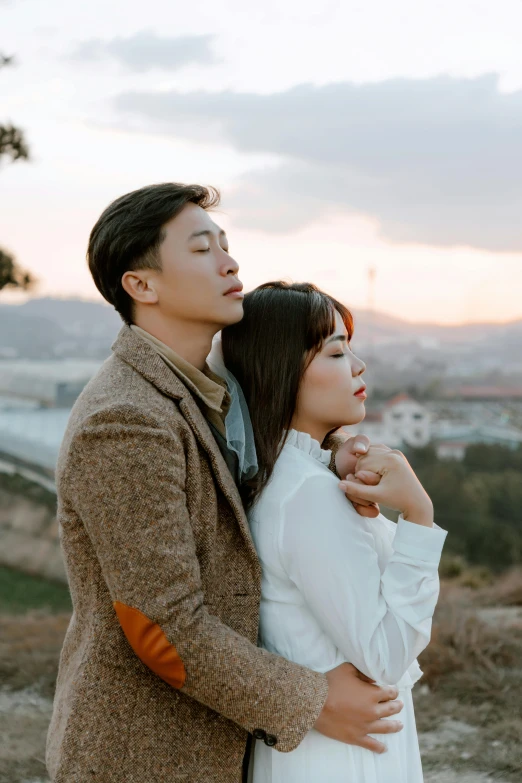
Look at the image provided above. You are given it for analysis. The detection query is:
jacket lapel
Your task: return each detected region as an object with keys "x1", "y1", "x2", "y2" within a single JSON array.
[
  {"x1": 178, "y1": 395, "x2": 261, "y2": 569},
  {"x1": 112, "y1": 327, "x2": 260, "y2": 567}
]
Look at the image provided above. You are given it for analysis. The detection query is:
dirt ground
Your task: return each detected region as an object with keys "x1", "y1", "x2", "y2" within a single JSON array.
[{"x1": 1, "y1": 591, "x2": 520, "y2": 783}]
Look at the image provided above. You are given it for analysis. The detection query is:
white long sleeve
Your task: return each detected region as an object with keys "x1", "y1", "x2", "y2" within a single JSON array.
[{"x1": 279, "y1": 474, "x2": 447, "y2": 685}]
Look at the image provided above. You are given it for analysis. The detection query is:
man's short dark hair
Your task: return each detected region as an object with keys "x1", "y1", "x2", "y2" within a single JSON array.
[{"x1": 87, "y1": 182, "x2": 220, "y2": 324}]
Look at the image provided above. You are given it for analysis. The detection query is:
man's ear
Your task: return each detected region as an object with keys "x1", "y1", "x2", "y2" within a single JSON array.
[{"x1": 122, "y1": 270, "x2": 159, "y2": 305}]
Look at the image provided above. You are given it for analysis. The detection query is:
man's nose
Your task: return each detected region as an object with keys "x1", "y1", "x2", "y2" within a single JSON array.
[{"x1": 221, "y1": 252, "x2": 240, "y2": 276}]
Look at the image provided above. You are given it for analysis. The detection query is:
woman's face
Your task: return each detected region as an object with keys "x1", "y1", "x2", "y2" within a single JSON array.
[{"x1": 291, "y1": 310, "x2": 367, "y2": 441}]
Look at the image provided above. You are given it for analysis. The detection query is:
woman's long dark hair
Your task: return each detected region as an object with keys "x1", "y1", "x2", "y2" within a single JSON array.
[{"x1": 222, "y1": 281, "x2": 354, "y2": 508}]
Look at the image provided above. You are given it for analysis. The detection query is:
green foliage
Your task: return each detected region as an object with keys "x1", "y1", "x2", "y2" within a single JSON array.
[
  {"x1": 439, "y1": 553, "x2": 466, "y2": 579},
  {"x1": 464, "y1": 443, "x2": 522, "y2": 472},
  {"x1": 1, "y1": 51, "x2": 33, "y2": 292},
  {"x1": 409, "y1": 444, "x2": 522, "y2": 571},
  {"x1": 0, "y1": 247, "x2": 35, "y2": 291},
  {"x1": 0, "y1": 122, "x2": 29, "y2": 165},
  {"x1": 0, "y1": 54, "x2": 30, "y2": 166},
  {"x1": 0, "y1": 471, "x2": 56, "y2": 511},
  {"x1": 0, "y1": 566, "x2": 71, "y2": 614}
]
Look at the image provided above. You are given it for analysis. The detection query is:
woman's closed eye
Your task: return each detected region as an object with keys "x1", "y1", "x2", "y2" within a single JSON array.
[{"x1": 331, "y1": 344, "x2": 353, "y2": 358}]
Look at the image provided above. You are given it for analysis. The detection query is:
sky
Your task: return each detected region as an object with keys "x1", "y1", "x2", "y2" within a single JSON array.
[{"x1": 1, "y1": 0, "x2": 522, "y2": 324}]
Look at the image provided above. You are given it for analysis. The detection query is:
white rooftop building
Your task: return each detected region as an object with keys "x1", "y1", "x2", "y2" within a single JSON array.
[{"x1": 346, "y1": 394, "x2": 432, "y2": 449}]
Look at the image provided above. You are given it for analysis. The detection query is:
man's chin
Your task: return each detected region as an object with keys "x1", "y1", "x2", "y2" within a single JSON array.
[{"x1": 219, "y1": 300, "x2": 244, "y2": 327}]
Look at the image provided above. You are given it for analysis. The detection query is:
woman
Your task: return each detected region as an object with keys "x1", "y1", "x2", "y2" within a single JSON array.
[{"x1": 221, "y1": 282, "x2": 447, "y2": 783}]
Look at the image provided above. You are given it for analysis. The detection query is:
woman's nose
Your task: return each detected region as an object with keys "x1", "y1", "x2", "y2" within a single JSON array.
[{"x1": 352, "y1": 355, "x2": 366, "y2": 376}]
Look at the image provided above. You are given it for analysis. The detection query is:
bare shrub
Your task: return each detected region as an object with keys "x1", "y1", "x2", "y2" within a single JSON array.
[
  {"x1": 478, "y1": 567, "x2": 522, "y2": 607},
  {"x1": 419, "y1": 591, "x2": 522, "y2": 691}
]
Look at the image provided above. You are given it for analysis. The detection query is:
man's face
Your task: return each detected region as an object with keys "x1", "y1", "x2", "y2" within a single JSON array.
[{"x1": 149, "y1": 202, "x2": 244, "y2": 328}]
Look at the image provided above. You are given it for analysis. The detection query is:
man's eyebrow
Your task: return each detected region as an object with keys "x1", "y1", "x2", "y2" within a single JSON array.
[
  {"x1": 188, "y1": 229, "x2": 227, "y2": 240},
  {"x1": 325, "y1": 334, "x2": 348, "y2": 344}
]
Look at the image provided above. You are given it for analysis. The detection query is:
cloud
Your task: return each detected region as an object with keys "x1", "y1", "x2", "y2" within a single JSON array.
[
  {"x1": 112, "y1": 74, "x2": 522, "y2": 251},
  {"x1": 70, "y1": 30, "x2": 218, "y2": 72}
]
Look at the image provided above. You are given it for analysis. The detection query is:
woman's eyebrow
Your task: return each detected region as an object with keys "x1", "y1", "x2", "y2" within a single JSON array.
[{"x1": 325, "y1": 334, "x2": 348, "y2": 345}]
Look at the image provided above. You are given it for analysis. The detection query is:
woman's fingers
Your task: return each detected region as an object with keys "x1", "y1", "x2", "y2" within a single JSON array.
[
  {"x1": 356, "y1": 449, "x2": 405, "y2": 475},
  {"x1": 341, "y1": 473, "x2": 381, "y2": 516},
  {"x1": 342, "y1": 474, "x2": 381, "y2": 516},
  {"x1": 352, "y1": 470, "x2": 380, "y2": 486},
  {"x1": 339, "y1": 479, "x2": 380, "y2": 503},
  {"x1": 346, "y1": 435, "x2": 371, "y2": 454},
  {"x1": 342, "y1": 475, "x2": 375, "y2": 506}
]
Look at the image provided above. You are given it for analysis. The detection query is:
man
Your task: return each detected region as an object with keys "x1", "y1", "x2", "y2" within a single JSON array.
[{"x1": 46, "y1": 183, "x2": 403, "y2": 782}]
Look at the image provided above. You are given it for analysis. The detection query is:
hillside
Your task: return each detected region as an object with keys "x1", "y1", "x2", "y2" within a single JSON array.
[{"x1": 1, "y1": 296, "x2": 521, "y2": 364}]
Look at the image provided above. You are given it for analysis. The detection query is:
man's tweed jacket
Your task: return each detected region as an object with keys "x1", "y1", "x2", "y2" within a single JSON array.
[{"x1": 46, "y1": 326, "x2": 330, "y2": 782}]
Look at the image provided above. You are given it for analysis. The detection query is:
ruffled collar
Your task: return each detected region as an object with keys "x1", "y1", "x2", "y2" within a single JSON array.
[{"x1": 283, "y1": 429, "x2": 332, "y2": 466}]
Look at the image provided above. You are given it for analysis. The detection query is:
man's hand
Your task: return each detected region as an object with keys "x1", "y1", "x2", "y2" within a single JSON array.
[
  {"x1": 314, "y1": 663, "x2": 403, "y2": 753},
  {"x1": 335, "y1": 436, "x2": 381, "y2": 518}
]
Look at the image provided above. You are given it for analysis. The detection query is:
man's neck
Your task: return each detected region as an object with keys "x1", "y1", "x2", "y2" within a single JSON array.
[{"x1": 132, "y1": 313, "x2": 217, "y2": 371}]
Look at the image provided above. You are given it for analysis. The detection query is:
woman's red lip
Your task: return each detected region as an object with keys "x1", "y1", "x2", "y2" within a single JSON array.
[{"x1": 354, "y1": 388, "x2": 367, "y2": 398}]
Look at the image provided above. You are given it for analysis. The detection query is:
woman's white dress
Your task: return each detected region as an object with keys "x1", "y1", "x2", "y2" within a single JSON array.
[{"x1": 248, "y1": 430, "x2": 447, "y2": 783}]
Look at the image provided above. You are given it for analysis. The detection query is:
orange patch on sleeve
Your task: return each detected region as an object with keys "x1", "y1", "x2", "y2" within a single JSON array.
[{"x1": 113, "y1": 601, "x2": 186, "y2": 689}]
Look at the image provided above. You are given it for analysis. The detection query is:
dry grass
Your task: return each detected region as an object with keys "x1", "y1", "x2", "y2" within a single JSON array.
[
  {"x1": 477, "y1": 567, "x2": 522, "y2": 608},
  {"x1": 0, "y1": 612, "x2": 70, "y2": 783},
  {"x1": 1, "y1": 573, "x2": 521, "y2": 782},
  {"x1": 415, "y1": 578, "x2": 522, "y2": 781},
  {"x1": 0, "y1": 611, "x2": 70, "y2": 697},
  {"x1": 419, "y1": 587, "x2": 522, "y2": 689}
]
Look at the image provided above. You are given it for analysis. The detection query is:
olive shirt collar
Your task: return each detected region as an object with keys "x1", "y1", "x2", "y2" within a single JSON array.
[{"x1": 130, "y1": 325, "x2": 231, "y2": 438}]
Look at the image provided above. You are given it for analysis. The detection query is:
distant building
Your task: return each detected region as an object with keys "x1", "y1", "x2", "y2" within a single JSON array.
[
  {"x1": 434, "y1": 423, "x2": 522, "y2": 461},
  {"x1": 346, "y1": 394, "x2": 432, "y2": 449},
  {"x1": 382, "y1": 394, "x2": 432, "y2": 448},
  {"x1": 348, "y1": 390, "x2": 522, "y2": 459},
  {"x1": 445, "y1": 386, "x2": 522, "y2": 401},
  {"x1": 0, "y1": 359, "x2": 102, "y2": 407}
]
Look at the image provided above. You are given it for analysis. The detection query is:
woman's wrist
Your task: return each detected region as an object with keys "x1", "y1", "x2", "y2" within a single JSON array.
[{"x1": 401, "y1": 500, "x2": 434, "y2": 528}]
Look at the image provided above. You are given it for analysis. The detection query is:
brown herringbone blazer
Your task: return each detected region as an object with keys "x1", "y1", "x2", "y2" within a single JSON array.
[{"x1": 46, "y1": 326, "x2": 329, "y2": 782}]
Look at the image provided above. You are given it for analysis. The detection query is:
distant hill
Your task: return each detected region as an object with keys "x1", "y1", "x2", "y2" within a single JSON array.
[
  {"x1": 0, "y1": 309, "x2": 66, "y2": 359},
  {"x1": 0, "y1": 298, "x2": 521, "y2": 382},
  {"x1": 352, "y1": 307, "x2": 522, "y2": 345},
  {"x1": 14, "y1": 297, "x2": 122, "y2": 334},
  {"x1": 0, "y1": 297, "x2": 121, "y2": 359}
]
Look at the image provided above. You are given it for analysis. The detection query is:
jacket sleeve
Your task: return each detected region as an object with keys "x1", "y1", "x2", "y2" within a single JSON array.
[
  {"x1": 323, "y1": 429, "x2": 349, "y2": 477},
  {"x1": 64, "y1": 405, "x2": 328, "y2": 752},
  {"x1": 279, "y1": 474, "x2": 447, "y2": 685}
]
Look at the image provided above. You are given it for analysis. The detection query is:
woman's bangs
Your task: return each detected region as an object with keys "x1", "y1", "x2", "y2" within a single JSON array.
[
  {"x1": 334, "y1": 300, "x2": 354, "y2": 342},
  {"x1": 306, "y1": 295, "x2": 337, "y2": 354},
  {"x1": 306, "y1": 295, "x2": 354, "y2": 356}
]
